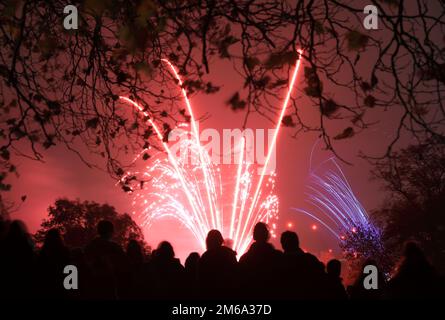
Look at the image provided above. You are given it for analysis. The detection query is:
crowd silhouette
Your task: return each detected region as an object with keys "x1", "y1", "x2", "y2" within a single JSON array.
[{"x1": 0, "y1": 217, "x2": 443, "y2": 300}]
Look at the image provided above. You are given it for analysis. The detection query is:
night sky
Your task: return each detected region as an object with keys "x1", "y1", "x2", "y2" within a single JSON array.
[{"x1": 8, "y1": 55, "x2": 405, "y2": 264}]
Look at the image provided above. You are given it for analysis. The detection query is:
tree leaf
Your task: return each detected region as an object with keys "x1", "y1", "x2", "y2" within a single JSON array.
[
  {"x1": 334, "y1": 127, "x2": 355, "y2": 140},
  {"x1": 218, "y1": 36, "x2": 239, "y2": 58},
  {"x1": 346, "y1": 30, "x2": 369, "y2": 51},
  {"x1": 364, "y1": 95, "x2": 376, "y2": 108},
  {"x1": 321, "y1": 99, "x2": 339, "y2": 117},
  {"x1": 304, "y1": 67, "x2": 323, "y2": 97},
  {"x1": 244, "y1": 56, "x2": 260, "y2": 71},
  {"x1": 265, "y1": 51, "x2": 297, "y2": 69},
  {"x1": 226, "y1": 92, "x2": 246, "y2": 111},
  {"x1": 86, "y1": 117, "x2": 99, "y2": 129},
  {"x1": 282, "y1": 115, "x2": 296, "y2": 127},
  {"x1": 0, "y1": 148, "x2": 10, "y2": 160}
]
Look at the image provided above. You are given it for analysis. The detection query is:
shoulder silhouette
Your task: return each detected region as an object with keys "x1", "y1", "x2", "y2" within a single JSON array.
[
  {"x1": 36, "y1": 228, "x2": 71, "y2": 299},
  {"x1": 387, "y1": 242, "x2": 443, "y2": 299},
  {"x1": 348, "y1": 259, "x2": 386, "y2": 300},
  {"x1": 84, "y1": 220, "x2": 126, "y2": 299},
  {"x1": 239, "y1": 223, "x2": 282, "y2": 299},
  {"x1": 325, "y1": 259, "x2": 348, "y2": 300},
  {"x1": 0, "y1": 220, "x2": 35, "y2": 299},
  {"x1": 0, "y1": 216, "x2": 443, "y2": 301},
  {"x1": 198, "y1": 230, "x2": 238, "y2": 299},
  {"x1": 148, "y1": 241, "x2": 185, "y2": 299},
  {"x1": 279, "y1": 231, "x2": 327, "y2": 299}
]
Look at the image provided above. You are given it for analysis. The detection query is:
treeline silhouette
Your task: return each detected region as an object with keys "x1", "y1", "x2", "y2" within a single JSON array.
[{"x1": 0, "y1": 218, "x2": 443, "y2": 300}]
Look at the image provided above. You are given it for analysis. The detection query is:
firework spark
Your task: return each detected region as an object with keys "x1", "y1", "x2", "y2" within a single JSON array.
[
  {"x1": 119, "y1": 51, "x2": 303, "y2": 254},
  {"x1": 292, "y1": 156, "x2": 381, "y2": 242}
]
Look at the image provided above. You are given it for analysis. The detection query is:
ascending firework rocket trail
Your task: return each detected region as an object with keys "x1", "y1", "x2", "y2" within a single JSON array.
[{"x1": 119, "y1": 50, "x2": 303, "y2": 255}]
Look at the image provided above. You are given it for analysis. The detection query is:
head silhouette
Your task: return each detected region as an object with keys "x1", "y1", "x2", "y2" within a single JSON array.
[
  {"x1": 156, "y1": 241, "x2": 175, "y2": 260},
  {"x1": 7, "y1": 220, "x2": 28, "y2": 240},
  {"x1": 403, "y1": 241, "x2": 425, "y2": 260},
  {"x1": 280, "y1": 231, "x2": 299, "y2": 252},
  {"x1": 253, "y1": 222, "x2": 269, "y2": 243},
  {"x1": 185, "y1": 252, "x2": 200, "y2": 270},
  {"x1": 206, "y1": 229, "x2": 224, "y2": 250},
  {"x1": 327, "y1": 259, "x2": 342, "y2": 277},
  {"x1": 5, "y1": 220, "x2": 33, "y2": 257},
  {"x1": 97, "y1": 220, "x2": 114, "y2": 240},
  {"x1": 127, "y1": 240, "x2": 143, "y2": 259}
]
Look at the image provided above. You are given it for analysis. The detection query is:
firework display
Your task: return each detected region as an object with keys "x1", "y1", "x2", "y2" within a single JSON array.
[
  {"x1": 293, "y1": 156, "x2": 382, "y2": 247},
  {"x1": 2, "y1": 1, "x2": 444, "y2": 306},
  {"x1": 119, "y1": 51, "x2": 303, "y2": 254}
]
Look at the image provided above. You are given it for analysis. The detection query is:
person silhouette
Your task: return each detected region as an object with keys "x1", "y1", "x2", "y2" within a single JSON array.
[
  {"x1": 279, "y1": 231, "x2": 327, "y2": 299},
  {"x1": 185, "y1": 251, "x2": 200, "y2": 298},
  {"x1": 36, "y1": 228, "x2": 71, "y2": 299},
  {"x1": 0, "y1": 220, "x2": 35, "y2": 299},
  {"x1": 126, "y1": 240, "x2": 144, "y2": 268},
  {"x1": 85, "y1": 220, "x2": 125, "y2": 259},
  {"x1": 239, "y1": 223, "x2": 282, "y2": 299},
  {"x1": 198, "y1": 230, "x2": 238, "y2": 299},
  {"x1": 387, "y1": 242, "x2": 443, "y2": 299},
  {"x1": 69, "y1": 247, "x2": 92, "y2": 299},
  {"x1": 185, "y1": 252, "x2": 200, "y2": 280},
  {"x1": 121, "y1": 239, "x2": 145, "y2": 299},
  {"x1": 348, "y1": 259, "x2": 386, "y2": 300},
  {"x1": 147, "y1": 241, "x2": 185, "y2": 299},
  {"x1": 85, "y1": 220, "x2": 126, "y2": 299},
  {"x1": 325, "y1": 259, "x2": 348, "y2": 300}
]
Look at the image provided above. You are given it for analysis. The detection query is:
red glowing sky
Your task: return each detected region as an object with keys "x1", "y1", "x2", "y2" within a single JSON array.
[{"x1": 7, "y1": 57, "x2": 406, "y2": 263}]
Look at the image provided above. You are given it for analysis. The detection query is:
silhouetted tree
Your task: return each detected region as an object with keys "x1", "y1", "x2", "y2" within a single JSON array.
[
  {"x1": 1, "y1": 0, "x2": 444, "y2": 183},
  {"x1": 373, "y1": 138, "x2": 445, "y2": 271},
  {"x1": 0, "y1": 160, "x2": 14, "y2": 192},
  {"x1": 0, "y1": 193, "x2": 27, "y2": 220},
  {"x1": 34, "y1": 198, "x2": 145, "y2": 249},
  {"x1": 339, "y1": 225, "x2": 392, "y2": 275},
  {"x1": 0, "y1": 195, "x2": 10, "y2": 220}
]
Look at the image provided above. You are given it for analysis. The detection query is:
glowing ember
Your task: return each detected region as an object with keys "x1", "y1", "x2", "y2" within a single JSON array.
[{"x1": 119, "y1": 51, "x2": 303, "y2": 255}]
